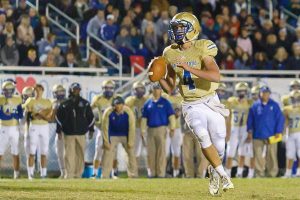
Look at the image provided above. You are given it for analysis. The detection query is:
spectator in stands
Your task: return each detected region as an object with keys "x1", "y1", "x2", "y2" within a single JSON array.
[
  {"x1": 143, "y1": 23, "x2": 158, "y2": 59},
  {"x1": 271, "y1": 47, "x2": 288, "y2": 70},
  {"x1": 253, "y1": 52, "x2": 271, "y2": 70},
  {"x1": 237, "y1": 27, "x2": 253, "y2": 56},
  {"x1": 42, "y1": 51, "x2": 57, "y2": 67},
  {"x1": 115, "y1": 27, "x2": 135, "y2": 53},
  {"x1": 0, "y1": 21, "x2": 15, "y2": 47},
  {"x1": 221, "y1": 6, "x2": 230, "y2": 22},
  {"x1": 295, "y1": 27, "x2": 300, "y2": 43},
  {"x1": 234, "y1": 52, "x2": 252, "y2": 70},
  {"x1": 202, "y1": 18, "x2": 219, "y2": 41},
  {"x1": 37, "y1": 33, "x2": 56, "y2": 56},
  {"x1": 56, "y1": 83, "x2": 94, "y2": 179},
  {"x1": 194, "y1": 0, "x2": 213, "y2": 20},
  {"x1": 101, "y1": 96, "x2": 138, "y2": 178},
  {"x1": 0, "y1": 13, "x2": 6, "y2": 34},
  {"x1": 60, "y1": 51, "x2": 78, "y2": 68},
  {"x1": 277, "y1": 29, "x2": 293, "y2": 55},
  {"x1": 220, "y1": 53, "x2": 235, "y2": 70},
  {"x1": 215, "y1": 36, "x2": 235, "y2": 65},
  {"x1": 152, "y1": 0, "x2": 169, "y2": 14},
  {"x1": 289, "y1": 0, "x2": 300, "y2": 18},
  {"x1": 104, "y1": 3, "x2": 114, "y2": 16},
  {"x1": 52, "y1": 46, "x2": 64, "y2": 66},
  {"x1": 168, "y1": 5, "x2": 178, "y2": 18},
  {"x1": 0, "y1": 37, "x2": 19, "y2": 66},
  {"x1": 230, "y1": 15, "x2": 240, "y2": 35},
  {"x1": 34, "y1": 16, "x2": 51, "y2": 42},
  {"x1": 141, "y1": 12, "x2": 154, "y2": 35},
  {"x1": 75, "y1": 0, "x2": 89, "y2": 21},
  {"x1": 287, "y1": 43, "x2": 300, "y2": 70},
  {"x1": 261, "y1": 20, "x2": 275, "y2": 38},
  {"x1": 117, "y1": 0, "x2": 132, "y2": 18},
  {"x1": 244, "y1": 15, "x2": 257, "y2": 35},
  {"x1": 17, "y1": 14, "x2": 35, "y2": 45},
  {"x1": 112, "y1": 8, "x2": 121, "y2": 24},
  {"x1": 247, "y1": 86, "x2": 284, "y2": 177},
  {"x1": 67, "y1": 39, "x2": 81, "y2": 61},
  {"x1": 233, "y1": 0, "x2": 247, "y2": 14},
  {"x1": 29, "y1": 8, "x2": 39, "y2": 29},
  {"x1": 90, "y1": 0, "x2": 109, "y2": 10},
  {"x1": 21, "y1": 48, "x2": 40, "y2": 66},
  {"x1": 130, "y1": 26, "x2": 142, "y2": 51},
  {"x1": 87, "y1": 9, "x2": 105, "y2": 36},
  {"x1": 13, "y1": 0, "x2": 28, "y2": 22},
  {"x1": 120, "y1": 16, "x2": 133, "y2": 32},
  {"x1": 83, "y1": 51, "x2": 102, "y2": 68},
  {"x1": 258, "y1": 8, "x2": 268, "y2": 27},
  {"x1": 265, "y1": 34, "x2": 278, "y2": 60},
  {"x1": 150, "y1": 5, "x2": 160, "y2": 22},
  {"x1": 141, "y1": 83, "x2": 175, "y2": 178},
  {"x1": 252, "y1": 31, "x2": 266, "y2": 54},
  {"x1": 99, "y1": 14, "x2": 118, "y2": 45}
]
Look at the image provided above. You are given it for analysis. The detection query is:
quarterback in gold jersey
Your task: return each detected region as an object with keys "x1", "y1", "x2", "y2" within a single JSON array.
[
  {"x1": 0, "y1": 81, "x2": 23, "y2": 179},
  {"x1": 91, "y1": 80, "x2": 116, "y2": 178},
  {"x1": 225, "y1": 82, "x2": 254, "y2": 178},
  {"x1": 163, "y1": 88, "x2": 183, "y2": 177},
  {"x1": 283, "y1": 90, "x2": 300, "y2": 178},
  {"x1": 159, "y1": 12, "x2": 233, "y2": 195},
  {"x1": 23, "y1": 84, "x2": 52, "y2": 179},
  {"x1": 125, "y1": 81, "x2": 148, "y2": 165}
]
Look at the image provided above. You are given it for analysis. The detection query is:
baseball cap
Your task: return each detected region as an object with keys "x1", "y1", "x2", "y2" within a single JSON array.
[
  {"x1": 112, "y1": 96, "x2": 124, "y2": 106},
  {"x1": 260, "y1": 85, "x2": 271, "y2": 93},
  {"x1": 70, "y1": 82, "x2": 81, "y2": 90},
  {"x1": 107, "y1": 14, "x2": 114, "y2": 20}
]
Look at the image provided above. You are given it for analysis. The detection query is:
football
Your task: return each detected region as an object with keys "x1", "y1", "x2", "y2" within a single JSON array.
[{"x1": 148, "y1": 56, "x2": 167, "y2": 82}]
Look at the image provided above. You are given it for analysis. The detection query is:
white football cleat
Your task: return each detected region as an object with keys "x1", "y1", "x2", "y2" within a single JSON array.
[
  {"x1": 208, "y1": 165, "x2": 221, "y2": 196},
  {"x1": 221, "y1": 175, "x2": 234, "y2": 192}
]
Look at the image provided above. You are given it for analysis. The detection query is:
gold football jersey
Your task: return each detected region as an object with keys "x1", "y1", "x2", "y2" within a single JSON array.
[
  {"x1": 227, "y1": 97, "x2": 252, "y2": 127},
  {"x1": 125, "y1": 95, "x2": 148, "y2": 128},
  {"x1": 284, "y1": 105, "x2": 300, "y2": 134},
  {"x1": 91, "y1": 94, "x2": 115, "y2": 128},
  {"x1": 23, "y1": 97, "x2": 52, "y2": 125},
  {"x1": 0, "y1": 95, "x2": 22, "y2": 126},
  {"x1": 163, "y1": 39, "x2": 218, "y2": 102},
  {"x1": 281, "y1": 94, "x2": 292, "y2": 106},
  {"x1": 162, "y1": 93, "x2": 183, "y2": 128}
]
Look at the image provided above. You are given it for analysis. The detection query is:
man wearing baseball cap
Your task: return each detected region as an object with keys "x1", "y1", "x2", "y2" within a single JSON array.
[
  {"x1": 101, "y1": 96, "x2": 137, "y2": 178},
  {"x1": 246, "y1": 85, "x2": 285, "y2": 177}
]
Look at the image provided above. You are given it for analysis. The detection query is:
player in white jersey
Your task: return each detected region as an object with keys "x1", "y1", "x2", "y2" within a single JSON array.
[
  {"x1": 0, "y1": 81, "x2": 23, "y2": 179},
  {"x1": 159, "y1": 12, "x2": 233, "y2": 195},
  {"x1": 50, "y1": 84, "x2": 66, "y2": 178},
  {"x1": 23, "y1": 84, "x2": 52, "y2": 179}
]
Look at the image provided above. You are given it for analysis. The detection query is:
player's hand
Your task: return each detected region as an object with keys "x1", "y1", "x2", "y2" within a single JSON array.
[
  {"x1": 245, "y1": 133, "x2": 252, "y2": 143},
  {"x1": 127, "y1": 143, "x2": 133, "y2": 149},
  {"x1": 176, "y1": 56, "x2": 190, "y2": 71},
  {"x1": 169, "y1": 129, "x2": 175, "y2": 138},
  {"x1": 275, "y1": 133, "x2": 281, "y2": 139},
  {"x1": 104, "y1": 142, "x2": 111, "y2": 150}
]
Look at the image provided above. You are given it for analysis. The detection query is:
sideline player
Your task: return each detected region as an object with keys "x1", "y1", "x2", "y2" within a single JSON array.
[
  {"x1": 125, "y1": 81, "x2": 148, "y2": 172},
  {"x1": 282, "y1": 80, "x2": 300, "y2": 106},
  {"x1": 91, "y1": 80, "x2": 116, "y2": 178},
  {"x1": 225, "y1": 82, "x2": 254, "y2": 178},
  {"x1": 0, "y1": 81, "x2": 23, "y2": 179},
  {"x1": 283, "y1": 90, "x2": 300, "y2": 177},
  {"x1": 159, "y1": 12, "x2": 233, "y2": 195}
]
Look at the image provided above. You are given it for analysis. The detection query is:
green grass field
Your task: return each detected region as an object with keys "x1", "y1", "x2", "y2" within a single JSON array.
[{"x1": 0, "y1": 178, "x2": 300, "y2": 200}]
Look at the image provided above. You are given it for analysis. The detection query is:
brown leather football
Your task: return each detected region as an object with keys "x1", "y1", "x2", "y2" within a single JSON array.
[{"x1": 148, "y1": 56, "x2": 167, "y2": 82}]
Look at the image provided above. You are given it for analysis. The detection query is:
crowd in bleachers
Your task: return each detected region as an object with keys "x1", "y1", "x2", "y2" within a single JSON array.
[{"x1": 0, "y1": 0, "x2": 299, "y2": 73}]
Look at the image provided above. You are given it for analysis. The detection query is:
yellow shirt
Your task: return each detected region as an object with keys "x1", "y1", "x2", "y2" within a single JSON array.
[
  {"x1": 23, "y1": 97, "x2": 52, "y2": 125},
  {"x1": 91, "y1": 94, "x2": 115, "y2": 128},
  {"x1": 227, "y1": 97, "x2": 252, "y2": 127},
  {"x1": 163, "y1": 39, "x2": 218, "y2": 102},
  {"x1": 0, "y1": 95, "x2": 22, "y2": 126},
  {"x1": 281, "y1": 94, "x2": 292, "y2": 106},
  {"x1": 162, "y1": 93, "x2": 183, "y2": 128},
  {"x1": 125, "y1": 95, "x2": 148, "y2": 128},
  {"x1": 284, "y1": 105, "x2": 300, "y2": 134}
]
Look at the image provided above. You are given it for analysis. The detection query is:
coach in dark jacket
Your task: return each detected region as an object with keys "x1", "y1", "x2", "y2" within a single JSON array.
[{"x1": 56, "y1": 82, "x2": 94, "y2": 178}]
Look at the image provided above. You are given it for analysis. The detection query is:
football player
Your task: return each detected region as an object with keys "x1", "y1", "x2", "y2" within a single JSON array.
[
  {"x1": 91, "y1": 80, "x2": 116, "y2": 178},
  {"x1": 125, "y1": 81, "x2": 148, "y2": 172},
  {"x1": 0, "y1": 81, "x2": 23, "y2": 179},
  {"x1": 250, "y1": 85, "x2": 260, "y2": 102},
  {"x1": 282, "y1": 80, "x2": 300, "y2": 106},
  {"x1": 163, "y1": 87, "x2": 183, "y2": 177},
  {"x1": 51, "y1": 84, "x2": 66, "y2": 178},
  {"x1": 159, "y1": 12, "x2": 233, "y2": 195},
  {"x1": 23, "y1": 84, "x2": 52, "y2": 179},
  {"x1": 225, "y1": 82, "x2": 254, "y2": 178},
  {"x1": 283, "y1": 90, "x2": 300, "y2": 178}
]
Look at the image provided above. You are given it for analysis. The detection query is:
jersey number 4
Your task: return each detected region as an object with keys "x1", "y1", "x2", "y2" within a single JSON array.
[{"x1": 183, "y1": 70, "x2": 195, "y2": 90}]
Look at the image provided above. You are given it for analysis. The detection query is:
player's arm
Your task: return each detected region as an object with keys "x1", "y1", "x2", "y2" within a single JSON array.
[
  {"x1": 159, "y1": 64, "x2": 176, "y2": 94},
  {"x1": 177, "y1": 56, "x2": 220, "y2": 83},
  {"x1": 283, "y1": 108, "x2": 289, "y2": 136}
]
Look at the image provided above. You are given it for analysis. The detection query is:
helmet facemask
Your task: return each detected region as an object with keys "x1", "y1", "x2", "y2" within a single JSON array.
[
  {"x1": 2, "y1": 88, "x2": 15, "y2": 98},
  {"x1": 103, "y1": 85, "x2": 115, "y2": 99},
  {"x1": 54, "y1": 89, "x2": 66, "y2": 100},
  {"x1": 134, "y1": 87, "x2": 145, "y2": 98},
  {"x1": 168, "y1": 20, "x2": 193, "y2": 45}
]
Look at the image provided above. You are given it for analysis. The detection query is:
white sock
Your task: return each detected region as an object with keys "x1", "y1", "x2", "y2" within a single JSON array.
[
  {"x1": 41, "y1": 168, "x2": 47, "y2": 177},
  {"x1": 237, "y1": 167, "x2": 243, "y2": 176},
  {"x1": 285, "y1": 169, "x2": 292, "y2": 176},
  {"x1": 173, "y1": 169, "x2": 179, "y2": 177},
  {"x1": 215, "y1": 165, "x2": 227, "y2": 177},
  {"x1": 202, "y1": 169, "x2": 207, "y2": 178},
  {"x1": 147, "y1": 168, "x2": 152, "y2": 177},
  {"x1": 94, "y1": 168, "x2": 98, "y2": 176},
  {"x1": 14, "y1": 171, "x2": 19, "y2": 178},
  {"x1": 28, "y1": 166, "x2": 34, "y2": 177},
  {"x1": 225, "y1": 168, "x2": 231, "y2": 177},
  {"x1": 296, "y1": 168, "x2": 300, "y2": 176},
  {"x1": 248, "y1": 168, "x2": 254, "y2": 178}
]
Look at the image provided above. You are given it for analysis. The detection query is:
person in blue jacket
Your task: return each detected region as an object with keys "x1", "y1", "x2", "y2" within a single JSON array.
[{"x1": 246, "y1": 85, "x2": 285, "y2": 177}]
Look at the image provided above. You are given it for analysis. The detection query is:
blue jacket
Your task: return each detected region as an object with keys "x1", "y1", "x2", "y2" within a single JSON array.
[
  {"x1": 99, "y1": 23, "x2": 118, "y2": 41},
  {"x1": 247, "y1": 98, "x2": 284, "y2": 139}
]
